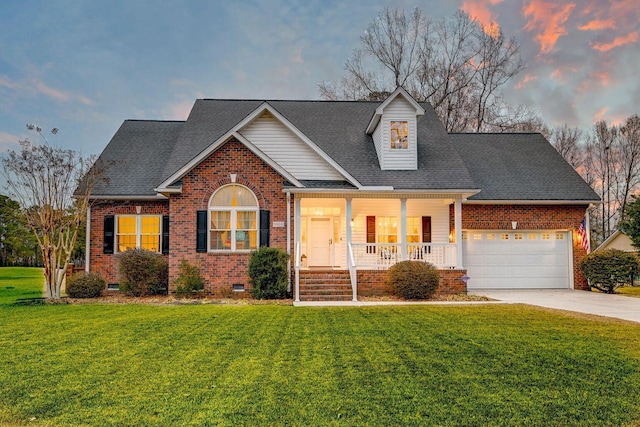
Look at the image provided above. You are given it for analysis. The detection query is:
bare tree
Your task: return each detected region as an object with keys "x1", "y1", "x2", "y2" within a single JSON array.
[
  {"x1": 616, "y1": 115, "x2": 640, "y2": 220},
  {"x1": 2, "y1": 125, "x2": 103, "y2": 298},
  {"x1": 551, "y1": 124, "x2": 583, "y2": 169},
  {"x1": 319, "y1": 8, "x2": 533, "y2": 132}
]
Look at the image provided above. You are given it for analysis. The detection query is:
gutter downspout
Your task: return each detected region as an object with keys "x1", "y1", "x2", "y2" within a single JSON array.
[{"x1": 85, "y1": 206, "x2": 91, "y2": 273}]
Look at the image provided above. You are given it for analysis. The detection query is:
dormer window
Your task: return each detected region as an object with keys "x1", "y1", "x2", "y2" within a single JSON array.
[{"x1": 390, "y1": 121, "x2": 408, "y2": 149}]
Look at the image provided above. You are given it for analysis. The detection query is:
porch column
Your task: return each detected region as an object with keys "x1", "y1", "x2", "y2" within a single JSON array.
[
  {"x1": 346, "y1": 198, "x2": 352, "y2": 254},
  {"x1": 400, "y1": 198, "x2": 407, "y2": 261},
  {"x1": 455, "y1": 198, "x2": 463, "y2": 269},
  {"x1": 294, "y1": 196, "x2": 301, "y2": 302}
]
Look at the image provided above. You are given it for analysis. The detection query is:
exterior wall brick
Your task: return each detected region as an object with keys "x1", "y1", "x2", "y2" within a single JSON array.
[
  {"x1": 89, "y1": 200, "x2": 169, "y2": 284},
  {"x1": 461, "y1": 204, "x2": 590, "y2": 290},
  {"x1": 356, "y1": 268, "x2": 468, "y2": 297},
  {"x1": 167, "y1": 139, "x2": 290, "y2": 295}
]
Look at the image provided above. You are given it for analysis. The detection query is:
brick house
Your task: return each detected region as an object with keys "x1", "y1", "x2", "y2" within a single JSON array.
[{"x1": 86, "y1": 88, "x2": 600, "y2": 300}]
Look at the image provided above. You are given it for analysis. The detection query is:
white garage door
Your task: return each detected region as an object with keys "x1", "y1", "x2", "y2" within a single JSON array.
[{"x1": 462, "y1": 231, "x2": 571, "y2": 289}]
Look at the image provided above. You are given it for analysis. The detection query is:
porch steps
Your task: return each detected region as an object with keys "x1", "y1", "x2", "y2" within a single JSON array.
[{"x1": 299, "y1": 270, "x2": 352, "y2": 301}]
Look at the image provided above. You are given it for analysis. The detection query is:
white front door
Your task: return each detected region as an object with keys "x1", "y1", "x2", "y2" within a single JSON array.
[{"x1": 308, "y1": 218, "x2": 332, "y2": 266}]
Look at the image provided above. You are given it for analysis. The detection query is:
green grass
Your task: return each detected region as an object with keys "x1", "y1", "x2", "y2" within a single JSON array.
[
  {"x1": 0, "y1": 267, "x2": 43, "y2": 304},
  {"x1": 1, "y1": 270, "x2": 640, "y2": 426},
  {"x1": 617, "y1": 285, "x2": 640, "y2": 298}
]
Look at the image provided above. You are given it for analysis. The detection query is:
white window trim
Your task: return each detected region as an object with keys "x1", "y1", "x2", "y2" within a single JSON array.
[
  {"x1": 115, "y1": 214, "x2": 162, "y2": 253},
  {"x1": 208, "y1": 185, "x2": 260, "y2": 252}
]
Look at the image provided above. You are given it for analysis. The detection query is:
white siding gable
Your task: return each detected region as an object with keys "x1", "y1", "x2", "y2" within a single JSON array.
[
  {"x1": 371, "y1": 96, "x2": 418, "y2": 170},
  {"x1": 239, "y1": 111, "x2": 344, "y2": 181}
]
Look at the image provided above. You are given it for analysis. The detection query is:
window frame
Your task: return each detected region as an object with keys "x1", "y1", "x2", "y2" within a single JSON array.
[
  {"x1": 115, "y1": 214, "x2": 162, "y2": 253},
  {"x1": 390, "y1": 120, "x2": 408, "y2": 149},
  {"x1": 208, "y1": 184, "x2": 259, "y2": 252}
]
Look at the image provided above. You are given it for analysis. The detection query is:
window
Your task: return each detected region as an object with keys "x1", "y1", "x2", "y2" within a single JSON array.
[
  {"x1": 390, "y1": 121, "x2": 408, "y2": 149},
  {"x1": 528, "y1": 233, "x2": 537, "y2": 240},
  {"x1": 116, "y1": 215, "x2": 161, "y2": 253},
  {"x1": 377, "y1": 216, "x2": 398, "y2": 243},
  {"x1": 514, "y1": 233, "x2": 523, "y2": 240},
  {"x1": 487, "y1": 233, "x2": 496, "y2": 240},
  {"x1": 209, "y1": 184, "x2": 258, "y2": 251},
  {"x1": 406, "y1": 217, "x2": 421, "y2": 243}
]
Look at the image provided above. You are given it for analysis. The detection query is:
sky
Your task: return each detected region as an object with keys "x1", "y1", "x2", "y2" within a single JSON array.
[{"x1": 1, "y1": 0, "x2": 639, "y2": 176}]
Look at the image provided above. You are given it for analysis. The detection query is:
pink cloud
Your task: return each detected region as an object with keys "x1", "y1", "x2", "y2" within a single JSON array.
[
  {"x1": 0, "y1": 75, "x2": 21, "y2": 89},
  {"x1": 514, "y1": 73, "x2": 538, "y2": 89},
  {"x1": 461, "y1": 0, "x2": 504, "y2": 35},
  {"x1": 0, "y1": 132, "x2": 23, "y2": 152},
  {"x1": 592, "y1": 31, "x2": 639, "y2": 51},
  {"x1": 523, "y1": 1, "x2": 576, "y2": 54}
]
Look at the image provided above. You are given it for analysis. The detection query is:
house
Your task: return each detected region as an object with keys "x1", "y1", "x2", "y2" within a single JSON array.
[
  {"x1": 595, "y1": 230, "x2": 637, "y2": 253},
  {"x1": 86, "y1": 88, "x2": 600, "y2": 300}
]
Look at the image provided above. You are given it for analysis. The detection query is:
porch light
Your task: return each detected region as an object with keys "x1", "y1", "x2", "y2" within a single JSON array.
[
  {"x1": 449, "y1": 232, "x2": 454, "y2": 243},
  {"x1": 350, "y1": 218, "x2": 355, "y2": 227}
]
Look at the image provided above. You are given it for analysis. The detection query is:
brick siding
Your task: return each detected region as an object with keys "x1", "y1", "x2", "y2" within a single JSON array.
[
  {"x1": 167, "y1": 139, "x2": 291, "y2": 295},
  {"x1": 356, "y1": 268, "x2": 468, "y2": 296}
]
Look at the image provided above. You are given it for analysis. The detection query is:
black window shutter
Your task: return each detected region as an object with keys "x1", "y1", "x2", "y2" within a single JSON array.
[
  {"x1": 103, "y1": 215, "x2": 115, "y2": 254},
  {"x1": 259, "y1": 210, "x2": 270, "y2": 247},
  {"x1": 422, "y1": 216, "x2": 432, "y2": 243},
  {"x1": 196, "y1": 211, "x2": 207, "y2": 253},
  {"x1": 161, "y1": 215, "x2": 170, "y2": 254}
]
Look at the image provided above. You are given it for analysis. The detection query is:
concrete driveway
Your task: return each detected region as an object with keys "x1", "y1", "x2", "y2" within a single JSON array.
[{"x1": 471, "y1": 289, "x2": 640, "y2": 323}]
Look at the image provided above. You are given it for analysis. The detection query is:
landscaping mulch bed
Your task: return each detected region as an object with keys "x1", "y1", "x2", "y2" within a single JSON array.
[{"x1": 62, "y1": 292, "x2": 489, "y2": 305}]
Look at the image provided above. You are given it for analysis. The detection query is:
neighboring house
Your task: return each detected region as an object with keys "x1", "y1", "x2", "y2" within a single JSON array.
[
  {"x1": 595, "y1": 230, "x2": 638, "y2": 253},
  {"x1": 86, "y1": 88, "x2": 600, "y2": 300}
]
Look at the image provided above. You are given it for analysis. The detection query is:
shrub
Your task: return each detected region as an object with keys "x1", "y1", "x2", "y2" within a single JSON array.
[
  {"x1": 116, "y1": 249, "x2": 168, "y2": 296},
  {"x1": 387, "y1": 261, "x2": 440, "y2": 300},
  {"x1": 173, "y1": 259, "x2": 204, "y2": 298},
  {"x1": 579, "y1": 249, "x2": 639, "y2": 294},
  {"x1": 66, "y1": 272, "x2": 106, "y2": 298},
  {"x1": 248, "y1": 247, "x2": 289, "y2": 299}
]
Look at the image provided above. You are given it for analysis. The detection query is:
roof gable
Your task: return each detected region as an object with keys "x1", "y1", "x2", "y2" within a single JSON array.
[
  {"x1": 156, "y1": 102, "x2": 362, "y2": 191},
  {"x1": 366, "y1": 87, "x2": 425, "y2": 134}
]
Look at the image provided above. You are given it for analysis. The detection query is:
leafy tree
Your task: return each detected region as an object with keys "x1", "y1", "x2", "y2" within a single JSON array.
[
  {"x1": 618, "y1": 195, "x2": 640, "y2": 249},
  {"x1": 0, "y1": 195, "x2": 38, "y2": 266},
  {"x1": 2, "y1": 125, "x2": 104, "y2": 298},
  {"x1": 319, "y1": 7, "x2": 535, "y2": 132}
]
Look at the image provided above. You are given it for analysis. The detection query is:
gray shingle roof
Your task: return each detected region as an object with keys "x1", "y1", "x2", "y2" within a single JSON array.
[
  {"x1": 90, "y1": 99, "x2": 599, "y2": 203},
  {"x1": 450, "y1": 133, "x2": 600, "y2": 202},
  {"x1": 91, "y1": 120, "x2": 184, "y2": 196}
]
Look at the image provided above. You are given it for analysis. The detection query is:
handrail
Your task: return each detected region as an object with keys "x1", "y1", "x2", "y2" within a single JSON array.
[
  {"x1": 348, "y1": 242, "x2": 357, "y2": 302},
  {"x1": 294, "y1": 241, "x2": 301, "y2": 302}
]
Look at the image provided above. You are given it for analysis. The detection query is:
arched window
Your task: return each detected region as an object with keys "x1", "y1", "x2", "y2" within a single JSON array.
[{"x1": 209, "y1": 184, "x2": 259, "y2": 251}]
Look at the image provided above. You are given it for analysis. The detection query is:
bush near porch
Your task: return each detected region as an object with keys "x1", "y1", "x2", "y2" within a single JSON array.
[{"x1": 357, "y1": 268, "x2": 467, "y2": 297}]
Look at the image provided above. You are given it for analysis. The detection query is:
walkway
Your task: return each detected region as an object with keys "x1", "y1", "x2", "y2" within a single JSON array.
[{"x1": 471, "y1": 289, "x2": 640, "y2": 323}]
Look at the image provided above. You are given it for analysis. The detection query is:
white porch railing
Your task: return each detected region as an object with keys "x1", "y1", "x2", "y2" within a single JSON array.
[
  {"x1": 347, "y1": 242, "x2": 357, "y2": 301},
  {"x1": 294, "y1": 241, "x2": 301, "y2": 302},
  {"x1": 350, "y1": 243, "x2": 457, "y2": 269}
]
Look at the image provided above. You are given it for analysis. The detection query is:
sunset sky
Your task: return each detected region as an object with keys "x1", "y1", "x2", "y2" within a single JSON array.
[{"x1": 0, "y1": 0, "x2": 638, "y2": 167}]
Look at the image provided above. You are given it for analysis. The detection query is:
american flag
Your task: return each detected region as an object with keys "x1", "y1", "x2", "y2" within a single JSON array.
[{"x1": 578, "y1": 217, "x2": 590, "y2": 252}]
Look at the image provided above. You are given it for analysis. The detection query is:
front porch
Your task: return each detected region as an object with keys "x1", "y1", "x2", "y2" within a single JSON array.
[{"x1": 290, "y1": 194, "x2": 465, "y2": 301}]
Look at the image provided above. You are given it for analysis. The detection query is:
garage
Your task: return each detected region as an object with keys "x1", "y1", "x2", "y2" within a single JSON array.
[{"x1": 462, "y1": 230, "x2": 572, "y2": 289}]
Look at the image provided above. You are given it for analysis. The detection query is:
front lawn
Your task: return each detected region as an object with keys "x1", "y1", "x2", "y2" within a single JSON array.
[
  {"x1": 1, "y1": 268, "x2": 640, "y2": 426},
  {"x1": 0, "y1": 267, "x2": 43, "y2": 304},
  {"x1": 617, "y1": 285, "x2": 640, "y2": 298},
  {"x1": 1, "y1": 300, "x2": 640, "y2": 426}
]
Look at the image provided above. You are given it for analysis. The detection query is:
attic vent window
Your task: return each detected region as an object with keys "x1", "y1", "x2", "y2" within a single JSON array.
[{"x1": 390, "y1": 121, "x2": 408, "y2": 149}]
